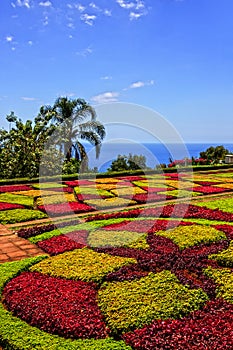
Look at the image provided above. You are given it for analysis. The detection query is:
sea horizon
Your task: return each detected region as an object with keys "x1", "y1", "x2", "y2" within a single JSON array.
[{"x1": 84, "y1": 142, "x2": 233, "y2": 173}]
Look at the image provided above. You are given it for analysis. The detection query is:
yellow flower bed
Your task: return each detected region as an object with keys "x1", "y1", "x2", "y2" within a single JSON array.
[
  {"x1": 36, "y1": 193, "x2": 76, "y2": 206},
  {"x1": 204, "y1": 267, "x2": 233, "y2": 304},
  {"x1": 74, "y1": 187, "x2": 114, "y2": 197},
  {"x1": 30, "y1": 248, "x2": 137, "y2": 284},
  {"x1": 215, "y1": 183, "x2": 233, "y2": 189},
  {"x1": 95, "y1": 178, "x2": 121, "y2": 184},
  {"x1": 88, "y1": 230, "x2": 149, "y2": 249},
  {"x1": 85, "y1": 197, "x2": 137, "y2": 209},
  {"x1": 11, "y1": 190, "x2": 60, "y2": 197},
  {"x1": 156, "y1": 225, "x2": 226, "y2": 250},
  {"x1": 111, "y1": 186, "x2": 146, "y2": 196}
]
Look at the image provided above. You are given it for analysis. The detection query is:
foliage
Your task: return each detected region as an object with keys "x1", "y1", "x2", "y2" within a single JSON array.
[
  {"x1": 0, "y1": 259, "x2": 131, "y2": 350},
  {"x1": 209, "y1": 241, "x2": 233, "y2": 267},
  {"x1": 107, "y1": 154, "x2": 148, "y2": 172},
  {"x1": 0, "y1": 209, "x2": 48, "y2": 224},
  {"x1": 98, "y1": 271, "x2": 208, "y2": 334},
  {"x1": 0, "y1": 192, "x2": 34, "y2": 207},
  {"x1": 30, "y1": 248, "x2": 137, "y2": 284},
  {"x1": 200, "y1": 145, "x2": 230, "y2": 163},
  {"x1": 37, "y1": 231, "x2": 88, "y2": 255},
  {"x1": 3, "y1": 271, "x2": 109, "y2": 339},
  {"x1": 204, "y1": 267, "x2": 233, "y2": 304},
  {"x1": 0, "y1": 113, "x2": 55, "y2": 178},
  {"x1": 88, "y1": 230, "x2": 148, "y2": 248},
  {"x1": 38, "y1": 97, "x2": 106, "y2": 172},
  {"x1": 156, "y1": 225, "x2": 226, "y2": 250},
  {"x1": 123, "y1": 299, "x2": 233, "y2": 350}
]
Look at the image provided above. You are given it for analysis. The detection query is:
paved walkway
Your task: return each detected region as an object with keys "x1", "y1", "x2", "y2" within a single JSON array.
[{"x1": 0, "y1": 224, "x2": 45, "y2": 263}]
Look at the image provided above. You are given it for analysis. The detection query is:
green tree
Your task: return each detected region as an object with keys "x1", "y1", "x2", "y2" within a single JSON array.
[
  {"x1": 0, "y1": 115, "x2": 55, "y2": 178},
  {"x1": 200, "y1": 145, "x2": 230, "y2": 164},
  {"x1": 107, "y1": 154, "x2": 148, "y2": 172},
  {"x1": 38, "y1": 97, "x2": 106, "y2": 171}
]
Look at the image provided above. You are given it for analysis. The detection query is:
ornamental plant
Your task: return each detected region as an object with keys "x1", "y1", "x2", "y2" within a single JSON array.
[
  {"x1": 30, "y1": 248, "x2": 137, "y2": 284},
  {"x1": 98, "y1": 270, "x2": 208, "y2": 334}
]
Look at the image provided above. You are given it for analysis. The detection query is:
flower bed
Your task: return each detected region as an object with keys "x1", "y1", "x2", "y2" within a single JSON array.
[
  {"x1": 0, "y1": 209, "x2": 48, "y2": 224},
  {"x1": 1, "y1": 170, "x2": 233, "y2": 349},
  {"x1": 0, "y1": 185, "x2": 32, "y2": 193},
  {"x1": 38, "y1": 202, "x2": 95, "y2": 216},
  {"x1": 0, "y1": 202, "x2": 25, "y2": 211}
]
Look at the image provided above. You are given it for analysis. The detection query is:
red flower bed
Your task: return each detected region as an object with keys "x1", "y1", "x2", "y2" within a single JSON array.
[
  {"x1": 118, "y1": 176, "x2": 145, "y2": 181},
  {"x1": 0, "y1": 202, "x2": 24, "y2": 211},
  {"x1": 37, "y1": 230, "x2": 89, "y2": 255},
  {"x1": 123, "y1": 193, "x2": 175, "y2": 204},
  {"x1": 76, "y1": 193, "x2": 108, "y2": 201},
  {"x1": 38, "y1": 202, "x2": 95, "y2": 216},
  {"x1": 123, "y1": 299, "x2": 233, "y2": 350},
  {"x1": 85, "y1": 203, "x2": 233, "y2": 222},
  {"x1": 85, "y1": 208, "x2": 143, "y2": 222},
  {"x1": 0, "y1": 185, "x2": 32, "y2": 193},
  {"x1": 194, "y1": 181, "x2": 222, "y2": 186},
  {"x1": 192, "y1": 186, "x2": 231, "y2": 194},
  {"x1": 3, "y1": 272, "x2": 109, "y2": 339},
  {"x1": 64, "y1": 180, "x2": 95, "y2": 187},
  {"x1": 46, "y1": 187, "x2": 74, "y2": 193},
  {"x1": 102, "y1": 219, "x2": 193, "y2": 234}
]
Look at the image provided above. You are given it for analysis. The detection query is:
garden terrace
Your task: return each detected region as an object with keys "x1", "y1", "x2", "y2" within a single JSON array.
[{"x1": 0, "y1": 169, "x2": 233, "y2": 349}]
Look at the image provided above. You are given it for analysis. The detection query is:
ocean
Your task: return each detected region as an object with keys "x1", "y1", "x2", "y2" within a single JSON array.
[{"x1": 84, "y1": 143, "x2": 233, "y2": 173}]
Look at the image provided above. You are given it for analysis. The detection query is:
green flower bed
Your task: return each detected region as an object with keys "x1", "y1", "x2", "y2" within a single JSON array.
[
  {"x1": 33, "y1": 183, "x2": 66, "y2": 189},
  {"x1": 196, "y1": 197, "x2": 233, "y2": 213},
  {"x1": 159, "y1": 189, "x2": 201, "y2": 197},
  {"x1": 88, "y1": 230, "x2": 149, "y2": 249},
  {"x1": 30, "y1": 248, "x2": 137, "y2": 283},
  {"x1": 0, "y1": 193, "x2": 34, "y2": 207},
  {"x1": 74, "y1": 187, "x2": 114, "y2": 197},
  {"x1": 0, "y1": 209, "x2": 48, "y2": 224},
  {"x1": 209, "y1": 241, "x2": 233, "y2": 267},
  {"x1": 156, "y1": 225, "x2": 226, "y2": 250},
  {"x1": 204, "y1": 267, "x2": 233, "y2": 304},
  {"x1": 0, "y1": 258, "x2": 131, "y2": 350},
  {"x1": 98, "y1": 271, "x2": 208, "y2": 334},
  {"x1": 85, "y1": 197, "x2": 137, "y2": 209}
]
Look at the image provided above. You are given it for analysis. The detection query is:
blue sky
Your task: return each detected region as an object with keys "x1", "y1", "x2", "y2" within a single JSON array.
[{"x1": 0, "y1": 0, "x2": 233, "y2": 143}]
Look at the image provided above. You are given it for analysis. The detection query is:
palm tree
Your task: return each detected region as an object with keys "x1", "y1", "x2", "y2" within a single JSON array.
[{"x1": 38, "y1": 97, "x2": 106, "y2": 171}]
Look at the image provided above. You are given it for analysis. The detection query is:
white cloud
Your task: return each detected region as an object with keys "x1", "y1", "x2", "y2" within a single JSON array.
[
  {"x1": 43, "y1": 15, "x2": 49, "y2": 26},
  {"x1": 75, "y1": 4, "x2": 86, "y2": 12},
  {"x1": 21, "y1": 97, "x2": 37, "y2": 101},
  {"x1": 129, "y1": 11, "x2": 143, "y2": 20},
  {"x1": 104, "y1": 9, "x2": 112, "y2": 16},
  {"x1": 127, "y1": 80, "x2": 155, "y2": 89},
  {"x1": 76, "y1": 47, "x2": 93, "y2": 57},
  {"x1": 91, "y1": 92, "x2": 119, "y2": 104},
  {"x1": 6, "y1": 36, "x2": 13, "y2": 42},
  {"x1": 39, "y1": 1, "x2": 52, "y2": 7},
  {"x1": 28, "y1": 40, "x2": 33, "y2": 45},
  {"x1": 101, "y1": 76, "x2": 112, "y2": 80},
  {"x1": 89, "y1": 2, "x2": 100, "y2": 10},
  {"x1": 116, "y1": 0, "x2": 135, "y2": 9},
  {"x1": 80, "y1": 13, "x2": 96, "y2": 26},
  {"x1": 15, "y1": 0, "x2": 31, "y2": 9},
  {"x1": 116, "y1": 0, "x2": 148, "y2": 20}
]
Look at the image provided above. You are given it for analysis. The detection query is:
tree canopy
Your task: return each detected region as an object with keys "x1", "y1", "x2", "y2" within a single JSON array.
[{"x1": 0, "y1": 97, "x2": 105, "y2": 179}]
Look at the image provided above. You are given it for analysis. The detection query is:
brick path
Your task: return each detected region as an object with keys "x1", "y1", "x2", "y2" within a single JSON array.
[{"x1": 0, "y1": 224, "x2": 45, "y2": 263}]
